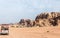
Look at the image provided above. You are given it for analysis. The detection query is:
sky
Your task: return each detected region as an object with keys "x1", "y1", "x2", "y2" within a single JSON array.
[{"x1": 0, "y1": 0, "x2": 60, "y2": 24}]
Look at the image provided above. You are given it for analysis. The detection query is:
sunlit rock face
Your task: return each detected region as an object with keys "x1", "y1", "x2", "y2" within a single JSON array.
[
  {"x1": 35, "y1": 12, "x2": 60, "y2": 27},
  {"x1": 18, "y1": 12, "x2": 60, "y2": 27}
]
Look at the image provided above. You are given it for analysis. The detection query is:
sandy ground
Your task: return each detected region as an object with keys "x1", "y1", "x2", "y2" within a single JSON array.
[{"x1": 0, "y1": 27, "x2": 60, "y2": 38}]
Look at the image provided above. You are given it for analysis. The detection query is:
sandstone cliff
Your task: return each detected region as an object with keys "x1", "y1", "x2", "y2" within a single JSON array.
[
  {"x1": 19, "y1": 12, "x2": 60, "y2": 27},
  {"x1": 35, "y1": 12, "x2": 60, "y2": 27}
]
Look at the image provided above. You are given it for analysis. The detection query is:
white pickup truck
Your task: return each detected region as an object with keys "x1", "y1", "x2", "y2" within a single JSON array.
[
  {"x1": 0, "y1": 30, "x2": 9, "y2": 35},
  {"x1": 0, "y1": 26, "x2": 9, "y2": 35},
  {"x1": 1, "y1": 30, "x2": 9, "y2": 35}
]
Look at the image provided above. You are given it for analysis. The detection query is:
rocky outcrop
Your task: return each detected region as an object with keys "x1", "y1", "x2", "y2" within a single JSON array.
[
  {"x1": 19, "y1": 19, "x2": 35, "y2": 27},
  {"x1": 19, "y1": 12, "x2": 60, "y2": 27},
  {"x1": 35, "y1": 12, "x2": 60, "y2": 27}
]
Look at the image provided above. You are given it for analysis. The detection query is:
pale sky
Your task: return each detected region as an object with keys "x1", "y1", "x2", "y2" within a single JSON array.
[{"x1": 0, "y1": 0, "x2": 60, "y2": 24}]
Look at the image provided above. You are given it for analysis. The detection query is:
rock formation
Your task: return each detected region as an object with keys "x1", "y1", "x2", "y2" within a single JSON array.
[
  {"x1": 35, "y1": 12, "x2": 60, "y2": 27},
  {"x1": 19, "y1": 12, "x2": 60, "y2": 27},
  {"x1": 19, "y1": 19, "x2": 34, "y2": 27}
]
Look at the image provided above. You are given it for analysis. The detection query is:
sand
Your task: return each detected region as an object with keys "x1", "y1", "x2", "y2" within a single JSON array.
[{"x1": 0, "y1": 26, "x2": 60, "y2": 38}]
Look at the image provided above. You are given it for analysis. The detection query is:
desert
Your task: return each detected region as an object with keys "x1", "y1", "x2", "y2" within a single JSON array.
[
  {"x1": 0, "y1": 27, "x2": 60, "y2": 38},
  {"x1": 0, "y1": 12, "x2": 60, "y2": 38}
]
